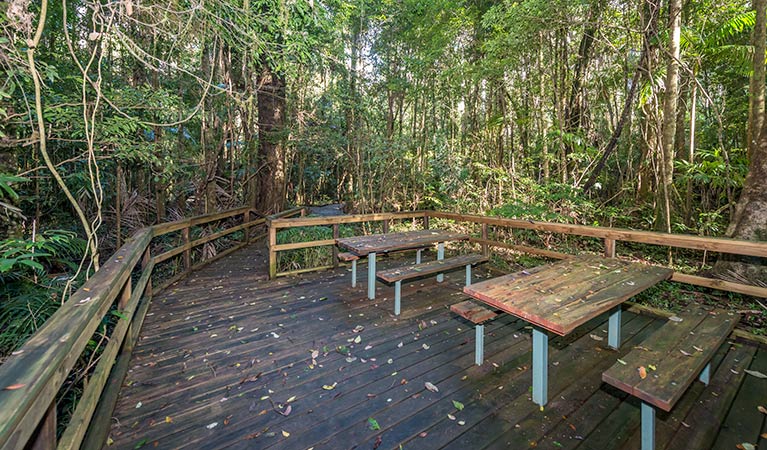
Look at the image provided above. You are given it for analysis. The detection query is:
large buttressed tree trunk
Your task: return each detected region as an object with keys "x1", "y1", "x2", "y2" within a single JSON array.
[
  {"x1": 713, "y1": 121, "x2": 767, "y2": 284},
  {"x1": 254, "y1": 61, "x2": 287, "y2": 215}
]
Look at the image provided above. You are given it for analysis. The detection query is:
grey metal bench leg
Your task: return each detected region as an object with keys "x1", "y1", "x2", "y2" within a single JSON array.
[
  {"x1": 465, "y1": 264, "x2": 472, "y2": 286},
  {"x1": 437, "y1": 242, "x2": 445, "y2": 282},
  {"x1": 699, "y1": 362, "x2": 711, "y2": 385},
  {"x1": 368, "y1": 252, "x2": 376, "y2": 300},
  {"x1": 475, "y1": 324, "x2": 484, "y2": 365},
  {"x1": 351, "y1": 259, "x2": 357, "y2": 287},
  {"x1": 394, "y1": 281, "x2": 401, "y2": 315},
  {"x1": 608, "y1": 306, "x2": 622, "y2": 349},
  {"x1": 532, "y1": 326, "x2": 548, "y2": 406},
  {"x1": 416, "y1": 249, "x2": 422, "y2": 264},
  {"x1": 641, "y1": 401, "x2": 655, "y2": 450}
]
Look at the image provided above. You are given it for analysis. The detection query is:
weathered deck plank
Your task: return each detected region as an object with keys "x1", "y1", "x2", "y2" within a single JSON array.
[{"x1": 105, "y1": 246, "x2": 764, "y2": 450}]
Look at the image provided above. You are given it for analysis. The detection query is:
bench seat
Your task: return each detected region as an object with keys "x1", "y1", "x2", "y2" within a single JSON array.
[
  {"x1": 377, "y1": 254, "x2": 489, "y2": 317},
  {"x1": 376, "y1": 254, "x2": 488, "y2": 283},
  {"x1": 451, "y1": 299, "x2": 499, "y2": 366},
  {"x1": 337, "y1": 252, "x2": 359, "y2": 262},
  {"x1": 602, "y1": 307, "x2": 739, "y2": 450}
]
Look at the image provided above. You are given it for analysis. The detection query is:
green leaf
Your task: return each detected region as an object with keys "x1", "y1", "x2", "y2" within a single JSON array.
[
  {"x1": 452, "y1": 400, "x2": 464, "y2": 411},
  {"x1": 367, "y1": 417, "x2": 380, "y2": 431}
]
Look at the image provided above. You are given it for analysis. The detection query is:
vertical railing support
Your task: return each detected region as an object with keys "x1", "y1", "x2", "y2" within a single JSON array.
[
  {"x1": 604, "y1": 238, "x2": 616, "y2": 258},
  {"x1": 481, "y1": 223, "x2": 489, "y2": 257},
  {"x1": 182, "y1": 225, "x2": 191, "y2": 272},
  {"x1": 268, "y1": 221, "x2": 277, "y2": 279},
  {"x1": 243, "y1": 210, "x2": 251, "y2": 243},
  {"x1": 30, "y1": 402, "x2": 56, "y2": 450},
  {"x1": 424, "y1": 212, "x2": 430, "y2": 230},
  {"x1": 383, "y1": 219, "x2": 389, "y2": 234},
  {"x1": 142, "y1": 248, "x2": 152, "y2": 299},
  {"x1": 118, "y1": 278, "x2": 132, "y2": 311},
  {"x1": 332, "y1": 224, "x2": 339, "y2": 269}
]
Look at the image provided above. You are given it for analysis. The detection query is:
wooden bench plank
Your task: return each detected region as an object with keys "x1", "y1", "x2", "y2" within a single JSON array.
[
  {"x1": 376, "y1": 254, "x2": 488, "y2": 283},
  {"x1": 337, "y1": 230, "x2": 469, "y2": 255},
  {"x1": 450, "y1": 300, "x2": 498, "y2": 324},
  {"x1": 337, "y1": 252, "x2": 359, "y2": 261},
  {"x1": 602, "y1": 308, "x2": 739, "y2": 411}
]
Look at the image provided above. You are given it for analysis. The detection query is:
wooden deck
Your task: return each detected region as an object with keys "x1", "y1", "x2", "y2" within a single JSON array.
[{"x1": 107, "y1": 246, "x2": 766, "y2": 450}]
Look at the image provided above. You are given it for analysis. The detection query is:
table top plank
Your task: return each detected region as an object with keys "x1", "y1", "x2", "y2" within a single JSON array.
[
  {"x1": 464, "y1": 255, "x2": 673, "y2": 336},
  {"x1": 336, "y1": 230, "x2": 469, "y2": 255}
]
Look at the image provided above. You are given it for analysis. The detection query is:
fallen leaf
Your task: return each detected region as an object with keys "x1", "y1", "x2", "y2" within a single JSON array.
[
  {"x1": 458, "y1": 420, "x2": 466, "y2": 426},
  {"x1": 278, "y1": 405, "x2": 292, "y2": 416},
  {"x1": 322, "y1": 382, "x2": 337, "y2": 390},
  {"x1": 206, "y1": 422, "x2": 218, "y2": 429},
  {"x1": 589, "y1": 334, "x2": 604, "y2": 341},
  {"x1": 165, "y1": 416, "x2": 172, "y2": 423},
  {"x1": 397, "y1": 342, "x2": 403, "y2": 348},
  {"x1": 638, "y1": 366, "x2": 647, "y2": 379},
  {"x1": 368, "y1": 417, "x2": 381, "y2": 431},
  {"x1": 616, "y1": 359, "x2": 627, "y2": 365},
  {"x1": 373, "y1": 435, "x2": 383, "y2": 450},
  {"x1": 736, "y1": 443, "x2": 755, "y2": 450},
  {"x1": 353, "y1": 325, "x2": 365, "y2": 333},
  {"x1": 744, "y1": 369, "x2": 767, "y2": 379},
  {"x1": 3, "y1": 384, "x2": 26, "y2": 390},
  {"x1": 135, "y1": 401, "x2": 142, "y2": 409},
  {"x1": 648, "y1": 364, "x2": 657, "y2": 371},
  {"x1": 669, "y1": 316, "x2": 683, "y2": 322},
  {"x1": 679, "y1": 349, "x2": 692, "y2": 356},
  {"x1": 425, "y1": 382, "x2": 439, "y2": 393},
  {"x1": 286, "y1": 396, "x2": 296, "y2": 403},
  {"x1": 447, "y1": 414, "x2": 456, "y2": 420},
  {"x1": 419, "y1": 432, "x2": 428, "y2": 438},
  {"x1": 422, "y1": 344, "x2": 430, "y2": 350},
  {"x1": 282, "y1": 430, "x2": 290, "y2": 437},
  {"x1": 311, "y1": 350, "x2": 319, "y2": 359},
  {"x1": 452, "y1": 400, "x2": 464, "y2": 411},
  {"x1": 758, "y1": 405, "x2": 767, "y2": 414}
]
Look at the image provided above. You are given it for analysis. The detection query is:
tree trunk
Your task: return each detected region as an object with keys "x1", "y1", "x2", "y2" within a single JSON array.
[
  {"x1": 712, "y1": 121, "x2": 767, "y2": 284},
  {"x1": 254, "y1": 61, "x2": 287, "y2": 215},
  {"x1": 657, "y1": 0, "x2": 682, "y2": 232},
  {"x1": 747, "y1": 0, "x2": 767, "y2": 161}
]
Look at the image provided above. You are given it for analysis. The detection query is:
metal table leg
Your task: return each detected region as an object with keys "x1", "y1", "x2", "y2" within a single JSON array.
[
  {"x1": 532, "y1": 326, "x2": 548, "y2": 406},
  {"x1": 641, "y1": 401, "x2": 655, "y2": 450},
  {"x1": 436, "y1": 242, "x2": 445, "y2": 282},
  {"x1": 608, "y1": 306, "x2": 622, "y2": 349},
  {"x1": 368, "y1": 252, "x2": 376, "y2": 300}
]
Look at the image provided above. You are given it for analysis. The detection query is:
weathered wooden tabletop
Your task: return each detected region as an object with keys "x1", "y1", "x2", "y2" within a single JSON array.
[
  {"x1": 464, "y1": 255, "x2": 673, "y2": 336},
  {"x1": 336, "y1": 229, "x2": 469, "y2": 255}
]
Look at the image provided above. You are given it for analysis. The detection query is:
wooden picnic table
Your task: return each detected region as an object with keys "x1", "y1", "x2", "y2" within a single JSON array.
[
  {"x1": 463, "y1": 254, "x2": 673, "y2": 406},
  {"x1": 336, "y1": 230, "x2": 469, "y2": 299}
]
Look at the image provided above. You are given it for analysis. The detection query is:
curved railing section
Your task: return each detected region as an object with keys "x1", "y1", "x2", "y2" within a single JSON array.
[{"x1": 0, "y1": 206, "x2": 303, "y2": 450}]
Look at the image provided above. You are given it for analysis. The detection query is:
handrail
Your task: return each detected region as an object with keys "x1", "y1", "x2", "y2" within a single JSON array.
[
  {"x1": 266, "y1": 210, "x2": 767, "y2": 298},
  {"x1": 0, "y1": 205, "x2": 303, "y2": 450}
]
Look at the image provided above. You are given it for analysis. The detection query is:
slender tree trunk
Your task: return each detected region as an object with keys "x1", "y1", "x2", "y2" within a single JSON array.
[
  {"x1": 657, "y1": 0, "x2": 682, "y2": 232},
  {"x1": 685, "y1": 78, "x2": 698, "y2": 226}
]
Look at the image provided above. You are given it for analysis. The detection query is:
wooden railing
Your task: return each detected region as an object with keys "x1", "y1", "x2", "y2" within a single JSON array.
[
  {"x1": 267, "y1": 210, "x2": 767, "y2": 299},
  {"x1": 0, "y1": 206, "x2": 303, "y2": 450}
]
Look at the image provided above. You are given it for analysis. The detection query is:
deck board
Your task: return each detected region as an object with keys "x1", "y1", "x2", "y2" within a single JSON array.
[{"x1": 106, "y1": 246, "x2": 764, "y2": 450}]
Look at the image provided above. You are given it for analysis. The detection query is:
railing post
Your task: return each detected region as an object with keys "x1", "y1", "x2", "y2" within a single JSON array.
[
  {"x1": 142, "y1": 248, "x2": 152, "y2": 298},
  {"x1": 268, "y1": 221, "x2": 277, "y2": 279},
  {"x1": 332, "y1": 224, "x2": 339, "y2": 269},
  {"x1": 243, "y1": 210, "x2": 251, "y2": 243},
  {"x1": 182, "y1": 225, "x2": 191, "y2": 272},
  {"x1": 424, "y1": 212, "x2": 430, "y2": 230},
  {"x1": 604, "y1": 238, "x2": 616, "y2": 258},
  {"x1": 30, "y1": 402, "x2": 56, "y2": 450},
  {"x1": 481, "y1": 223, "x2": 489, "y2": 257},
  {"x1": 118, "y1": 278, "x2": 132, "y2": 310},
  {"x1": 383, "y1": 219, "x2": 389, "y2": 234}
]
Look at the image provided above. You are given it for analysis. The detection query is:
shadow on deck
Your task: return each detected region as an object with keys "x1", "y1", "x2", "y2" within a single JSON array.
[{"x1": 107, "y1": 246, "x2": 766, "y2": 450}]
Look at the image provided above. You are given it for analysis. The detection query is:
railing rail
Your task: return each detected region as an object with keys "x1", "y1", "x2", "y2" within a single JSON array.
[
  {"x1": 0, "y1": 206, "x2": 303, "y2": 450},
  {"x1": 266, "y1": 210, "x2": 767, "y2": 298}
]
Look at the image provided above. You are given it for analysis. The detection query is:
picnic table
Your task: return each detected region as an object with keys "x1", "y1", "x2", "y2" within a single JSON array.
[
  {"x1": 463, "y1": 255, "x2": 673, "y2": 406},
  {"x1": 336, "y1": 229, "x2": 469, "y2": 299}
]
